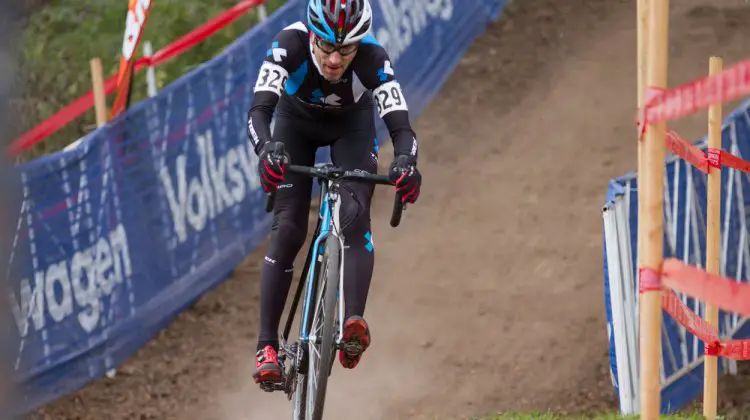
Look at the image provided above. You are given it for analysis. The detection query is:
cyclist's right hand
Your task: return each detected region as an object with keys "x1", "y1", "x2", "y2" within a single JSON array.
[
  {"x1": 258, "y1": 141, "x2": 288, "y2": 193},
  {"x1": 388, "y1": 154, "x2": 421, "y2": 204}
]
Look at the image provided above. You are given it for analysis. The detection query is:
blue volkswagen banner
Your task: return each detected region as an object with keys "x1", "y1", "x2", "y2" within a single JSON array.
[{"x1": 7, "y1": 0, "x2": 510, "y2": 414}]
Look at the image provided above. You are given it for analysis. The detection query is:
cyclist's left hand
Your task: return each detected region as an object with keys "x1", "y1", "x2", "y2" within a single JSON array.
[
  {"x1": 388, "y1": 155, "x2": 421, "y2": 204},
  {"x1": 258, "y1": 141, "x2": 288, "y2": 193}
]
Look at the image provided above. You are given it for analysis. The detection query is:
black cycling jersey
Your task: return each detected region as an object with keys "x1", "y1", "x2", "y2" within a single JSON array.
[{"x1": 247, "y1": 21, "x2": 418, "y2": 161}]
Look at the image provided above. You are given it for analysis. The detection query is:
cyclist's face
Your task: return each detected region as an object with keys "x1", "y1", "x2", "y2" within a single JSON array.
[{"x1": 312, "y1": 35, "x2": 358, "y2": 81}]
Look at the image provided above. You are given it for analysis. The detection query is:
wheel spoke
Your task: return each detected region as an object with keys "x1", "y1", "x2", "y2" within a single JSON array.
[
  {"x1": 307, "y1": 268, "x2": 327, "y2": 418},
  {"x1": 297, "y1": 233, "x2": 340, "y2": 420}
]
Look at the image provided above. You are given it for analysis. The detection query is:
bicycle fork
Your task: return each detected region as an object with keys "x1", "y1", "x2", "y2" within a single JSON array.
[{"x1": 302, "y1": 184, "x2": 347, "y2": 351}]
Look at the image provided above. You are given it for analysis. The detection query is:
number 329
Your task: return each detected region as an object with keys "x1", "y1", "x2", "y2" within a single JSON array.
[{"x1": 375, "y1": 85, "x2": 406, "y2": 115}]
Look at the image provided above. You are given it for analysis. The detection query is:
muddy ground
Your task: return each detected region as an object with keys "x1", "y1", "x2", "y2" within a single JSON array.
[{"x1": 29, "y1": 0, "x2": 750, "y2": 419}]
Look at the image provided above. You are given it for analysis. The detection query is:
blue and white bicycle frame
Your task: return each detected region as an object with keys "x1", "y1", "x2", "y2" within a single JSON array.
[
  {"x1": 305, "y1": 176, "x2": 344, "y2": 344},
  {"x1": 262, "y1": 155, "x2": 404, "y2": 420},
  {"x1": 289, "y1": 168, "x2": 345, "y2": 420}
]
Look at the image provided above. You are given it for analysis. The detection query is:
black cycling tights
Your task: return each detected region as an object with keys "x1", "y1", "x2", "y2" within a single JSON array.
[{"x1": 257, "y1": 105, "x2": 379, "y2": 352}]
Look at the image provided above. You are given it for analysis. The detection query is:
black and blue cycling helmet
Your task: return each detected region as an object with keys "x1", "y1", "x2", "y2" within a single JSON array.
[{"x1": 307, "y1": 0, "x2": 373, "y2": 45}]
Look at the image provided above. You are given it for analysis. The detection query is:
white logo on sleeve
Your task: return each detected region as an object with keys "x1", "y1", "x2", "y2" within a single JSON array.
[
  {"x1": 267, "y1": 41, "x2": 288, "y2": 63},
  {"x1": 378, "y1": 60, "x2": 395, "y2": 81},
  {"x1": 383, "y1": 60, "x2": 394, "y2": 76}
]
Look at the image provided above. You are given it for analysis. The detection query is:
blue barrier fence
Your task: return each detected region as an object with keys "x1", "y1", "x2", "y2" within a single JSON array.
[
  {"x1": 7, "y1": 0, "x2": 510, "y2": 414},
  {"x1": 603, "y1": 98, "x2": 750, "y2": 414}
]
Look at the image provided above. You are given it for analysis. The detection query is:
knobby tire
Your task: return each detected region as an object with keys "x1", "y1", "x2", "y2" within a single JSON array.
[
  {"x1": 310, "y1": 237, "x2": 340, "y2": 420},
  {"x1": 293, "y1": 349, "x2": 308, "y2": 419}
]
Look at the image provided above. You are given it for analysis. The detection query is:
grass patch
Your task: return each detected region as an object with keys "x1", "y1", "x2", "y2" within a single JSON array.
[
  {"x1": 474, "y1": 413, "x2": 713, "y2": 420},
  {"x1": 15, "y1": 0, "x2": 288, "y2": 161}
]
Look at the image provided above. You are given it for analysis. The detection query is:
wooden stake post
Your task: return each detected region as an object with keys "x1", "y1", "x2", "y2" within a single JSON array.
[
  {"x1": 703, "y1": 55, "x2": 723, "y2": 420},
  {"x1": 90, "y1": 57, "x2": 108, "y2": 128},
  {"x1": 636, "y1": 1, "x2": 649, "y2": 411},
  {"x1": 637, "y1": 0, "x2": 649, "y2": 325},
  {"x1": 640, "y1": 0, "x2": 669, "y2": 418}
]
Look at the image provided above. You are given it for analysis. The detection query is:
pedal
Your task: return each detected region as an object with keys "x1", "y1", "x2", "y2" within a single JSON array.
[
  {"x1": 342, "y1": 340, "x2": 364, "y2": 356},
  {"x1": 259, "y1": 380, "x2": 285, "y2": 393}
]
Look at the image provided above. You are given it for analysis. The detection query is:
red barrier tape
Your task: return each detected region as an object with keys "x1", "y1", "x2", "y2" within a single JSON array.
[
  {"x1": 707, "y1": 148, "x2": 721, "y2": 169},
  {"x1": 658, "y1": 263, "x2": 750, "y2": 360},
  {"x1": 637, "y1": 86, "x2": 665, "y2": 140},
  {"x1": 665, "y1": 129, "x2": 709, "y2": 174},
  {"x1": 718, "y1": 148, "x2": 750, "y2": 173},
  {"x1": 640, "y1": 58, "x2": 750, "y2": 126},
  {"x1": 720, "y1": 339, "x2": 750, "y2": 359},
  {"x1": 662, "y1": 258, "x2": 750, "y2": 321},
  {"x1": 639, "y1": 122, "x2": 750, "y2": 176},
  {"x1": 136, "y1": 0, "x2": 263, "y2": 68},
  {"x1": 639, "y1": 267, "x2": 662, "y2": 293},
  {"x1": 6, "y1": 0, "x2": 263, "y2": 157},
  {"x1": 706, "y1": 341, "x2": 722, "y2": 357},
  {"x1": 661, "y1": 289, "x2": 719, "y2": 346}
]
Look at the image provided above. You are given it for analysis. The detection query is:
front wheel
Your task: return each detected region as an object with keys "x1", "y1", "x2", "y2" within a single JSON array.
[
  {"x1": 307, "y1": 236, "x2": 341, "y2": 420},
  {"x1": 291, "y1": 342, "x2": 307, "y2": 419}
]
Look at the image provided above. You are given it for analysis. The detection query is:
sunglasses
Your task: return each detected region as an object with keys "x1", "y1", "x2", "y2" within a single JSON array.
[{"x1": 314, "y1": 37, "x2": 358, "y2": 56}]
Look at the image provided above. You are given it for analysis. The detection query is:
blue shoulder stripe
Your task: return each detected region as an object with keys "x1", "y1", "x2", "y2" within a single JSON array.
[
  {"x1": 286, "y1": 60, "x2": 309, "y2": 95},
  {"x1": 360, "y1": 34, "x2": 382, "y2": 47}
]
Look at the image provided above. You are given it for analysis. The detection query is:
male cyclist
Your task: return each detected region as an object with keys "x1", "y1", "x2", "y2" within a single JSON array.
[{"x1": 247, "y1": 0, "x2": 422, "y2": 385}]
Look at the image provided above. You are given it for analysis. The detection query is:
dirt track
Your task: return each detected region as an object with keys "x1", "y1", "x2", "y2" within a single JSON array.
[{"x1": 29, "y1": 1, "x2": 750, "y2": 419}]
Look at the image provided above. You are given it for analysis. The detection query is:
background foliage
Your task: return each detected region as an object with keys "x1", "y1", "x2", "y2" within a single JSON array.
[{"x1": 14, "y1": 0, "x2": 287, "y2": 161}]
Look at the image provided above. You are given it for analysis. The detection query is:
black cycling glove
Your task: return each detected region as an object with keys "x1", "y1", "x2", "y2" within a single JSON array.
[
  {"x1": 388, "y1": 155, "x2": 421, "y2": 204},
  {"x1": 257, "y1": 142, "x2": 288, "y2": 193}
]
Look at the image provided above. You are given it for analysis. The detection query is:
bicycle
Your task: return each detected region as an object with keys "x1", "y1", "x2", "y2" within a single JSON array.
[{"x1": 258, "y1": 143, "x2": 406, "y2": 420}]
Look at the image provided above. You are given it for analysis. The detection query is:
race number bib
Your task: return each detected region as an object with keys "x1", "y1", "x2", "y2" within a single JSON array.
[
  {"x1": 373, "y1": 81, "x2": 408, "y2": 117},
  {"x1": 254, "y1": 61, "x2": 289, "y2": 96}
]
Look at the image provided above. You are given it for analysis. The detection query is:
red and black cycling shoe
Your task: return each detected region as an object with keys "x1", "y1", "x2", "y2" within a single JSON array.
[
  {"x1": 339, "y1": 316, "x2": 371, "y2": 369},
  {"x1": 253, "y1": 345, "x2": 283, "y2": 383}
]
